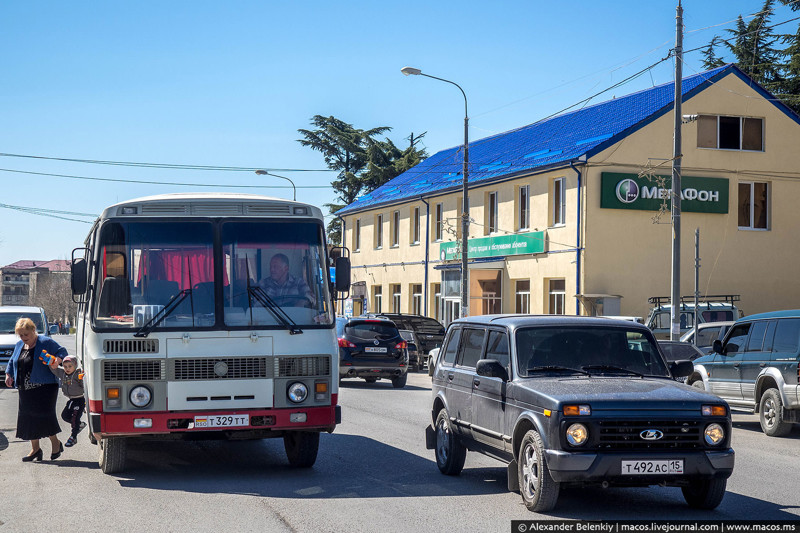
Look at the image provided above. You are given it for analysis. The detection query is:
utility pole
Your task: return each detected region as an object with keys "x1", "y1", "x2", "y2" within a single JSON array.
[
  {"x1": 670, "y1": 1, "x2": 684, "y2": 341},
  {"x1": 694, "y1": 228, "x2": 700, "y2": 345}
]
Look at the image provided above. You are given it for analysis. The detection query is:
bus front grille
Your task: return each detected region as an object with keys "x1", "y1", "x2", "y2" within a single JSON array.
[
  {"x1": 103, "y1": 339, "x2": 159, "y2": 354},
  {"x1": 276, "y1": 356, "x2": 330, "y2": 377},
  {"x1": 104, "y1": 360, "x2": 165, "y2": 381},
  {"x1": 172, "y1": 357, "x2": 270, "y2": 380}
]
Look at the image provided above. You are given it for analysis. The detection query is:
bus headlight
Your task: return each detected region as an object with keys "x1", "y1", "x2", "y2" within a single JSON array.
[
  {"x1": 704, "y1": 423, "x2": 725, "y2": 446},
  {"x1": 566, "y1": 423, "x2": 589, "y2": 446},
  {"x1": 129, "y1": 385, "x2": 152, "y2": 408},
  {"x1": 287, "y1": 382, "x2": 308, "y2": 403}
]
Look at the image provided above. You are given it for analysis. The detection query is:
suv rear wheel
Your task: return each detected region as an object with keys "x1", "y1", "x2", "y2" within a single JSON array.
[
  {"x1": 759, "y1": 388, "x2": 792, "y2": 437},
  {"x1": 681, "y1": 478, "x2": 727, "y2": 509},
  {"x1": 434, "y1": 408, "x2": 466, "y2": 475},
  {"x1": 518, "y1": 429, "x2": 559, "y2": 512},
  {"x1": 392, "y1": 373, "x2": 407, "y2": 388}
]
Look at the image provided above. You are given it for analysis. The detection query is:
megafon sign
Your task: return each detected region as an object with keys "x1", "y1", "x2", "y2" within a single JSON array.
[{"x1": 601, "y1": 172, "x2": 729, "y2": 214}]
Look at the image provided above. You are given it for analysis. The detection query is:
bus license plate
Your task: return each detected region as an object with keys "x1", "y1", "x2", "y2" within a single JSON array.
[
  {"x1": 621, "y1": 459, "x2": 683, "y2": 475},
  {"x1": 194, "y1": 414, "x2": 250, "y2": 428},
  {"x1": 365, "y1": 347, "x2": 387, "y2": 353}
]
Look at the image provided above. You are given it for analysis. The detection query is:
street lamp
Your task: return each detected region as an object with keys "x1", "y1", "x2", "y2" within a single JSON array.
[
  {"x1": 254, "y1": 169, "x2": 297, "y2": 201},
  {"x1": 401, "y1": 66, "x2": 470, "y2": 319}
]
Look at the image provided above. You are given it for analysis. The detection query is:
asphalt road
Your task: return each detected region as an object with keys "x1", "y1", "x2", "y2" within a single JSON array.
[{"x1": 1, "y1": 335, "x2": 799, "y2": 532}]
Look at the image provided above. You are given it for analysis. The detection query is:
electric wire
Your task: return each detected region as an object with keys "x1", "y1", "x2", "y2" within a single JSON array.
[{"x1": 0, "y1": 202, "x2": 96, "y2": 224}]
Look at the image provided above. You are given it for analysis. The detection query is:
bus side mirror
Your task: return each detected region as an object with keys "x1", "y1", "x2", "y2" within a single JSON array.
[
  {"x1": 71, "y1": 258, "x2": 88, "y2": 295},
  {"x1": 335, "y1": 257, "x2": 351, "y2": 292}
]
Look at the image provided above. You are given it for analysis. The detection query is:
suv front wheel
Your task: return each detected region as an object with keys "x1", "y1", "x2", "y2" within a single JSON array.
[
  {"x1": 434, "y1": 408, "x2": 466, "y2": 475},
  {"x1": 681, "y1": 478, "x2": 727, "y2": 509},
  {"x1": 518, "y1": 429, "x2": 559, "y2": 512},
  {"x1": 759, "y1": 388, "x2": 793, "y2": 437}
]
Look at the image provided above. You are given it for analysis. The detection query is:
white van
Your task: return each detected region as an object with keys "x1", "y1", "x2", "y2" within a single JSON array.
[{"x1": 0, "y1": 306, "x2": 49, "y2": 376}]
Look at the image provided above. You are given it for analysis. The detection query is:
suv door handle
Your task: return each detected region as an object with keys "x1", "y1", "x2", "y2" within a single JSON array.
[
  {"x1": 473, "y1": 378, "x2": 480, "y2": 387},
  {"x1": 733, "y1": 363, "x2": 740, "y2": 368},
  {"x1": 447, "y1": 372, "x2": 454, "y2": 381}
]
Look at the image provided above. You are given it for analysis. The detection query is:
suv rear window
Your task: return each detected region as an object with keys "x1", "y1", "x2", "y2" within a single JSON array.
[
  {"x1": 773, "y1": 319, "x2": 800, "y2": 353},
  {"x1": 345, "y1": 322, "x2": 399, "y2": 340}
]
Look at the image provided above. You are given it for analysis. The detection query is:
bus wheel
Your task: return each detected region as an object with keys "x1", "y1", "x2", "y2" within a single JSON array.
[
  {"x1": 284, "y1": 431, "x2": 319, "y2": 468},
  {"x1": 99, "y1": 437, "x2": 127, "y2": 474}
]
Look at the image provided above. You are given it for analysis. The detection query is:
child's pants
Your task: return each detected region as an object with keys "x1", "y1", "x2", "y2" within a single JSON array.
[{"x1": 61, "y1": 397, "x2": 85, "y2": 438}]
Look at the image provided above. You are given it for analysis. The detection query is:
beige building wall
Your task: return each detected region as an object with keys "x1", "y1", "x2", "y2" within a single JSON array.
[{"x1": 342, "y1": 71, "x2": 800, "y2": 322}]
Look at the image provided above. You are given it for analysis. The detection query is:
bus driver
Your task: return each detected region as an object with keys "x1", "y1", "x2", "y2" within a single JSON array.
[{"x1": 259, "y1": 253, "x2": 315, "y2": 307}]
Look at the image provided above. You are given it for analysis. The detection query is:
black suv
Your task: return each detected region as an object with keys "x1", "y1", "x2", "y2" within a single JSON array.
[
  {"x1": 425, "y1": 315, "x2": 734, "y2": 512},
  {"x1": 336, "y1": 317, "x2": 409, "y2": 388},
  {"x1": 362, "y1": 313, "x2": 445, "y2": 365}
]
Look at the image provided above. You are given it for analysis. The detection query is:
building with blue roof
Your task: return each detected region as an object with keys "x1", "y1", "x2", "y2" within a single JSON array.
[{"x1": 337, "y1": 65, "x2": 800, "y2": 326}]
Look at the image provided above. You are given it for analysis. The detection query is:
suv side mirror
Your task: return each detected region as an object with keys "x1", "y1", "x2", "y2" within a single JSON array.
[
  {"x1": 669, "y1": 360, "x2": 694, "y2": 378},
  {"x1": 476, "y1": 359, "x2": 509, "y2": 381},
  {"x1": 335, "y1": 257, "x2": 351, "y2": 292},
  {"x1": 711, "y1": 339, "x2": 723, "y2": 354},
  {"x1": 71, "y1": 258, "x2": 88, "y2": 295}
]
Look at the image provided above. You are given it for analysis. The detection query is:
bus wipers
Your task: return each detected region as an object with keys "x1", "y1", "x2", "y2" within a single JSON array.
[
  {"x1": 134, "y1": 289, "x2": 192, "y2": 338},
  {"x1": 247, "y1": 285, "x2": 303, "y2": 335}
]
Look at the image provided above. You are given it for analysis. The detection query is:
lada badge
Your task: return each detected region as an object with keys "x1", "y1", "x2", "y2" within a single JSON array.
[
  {"x1": 374, "y1": 339, "x2": 380, "y2": 345},
  {"x1": 640, "y1": 429, "x2": 664, "y2": 440}
]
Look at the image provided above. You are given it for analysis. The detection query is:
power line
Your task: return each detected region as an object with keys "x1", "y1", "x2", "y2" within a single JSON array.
[
  {"x1": 0, "y1": 167, "x2": 333, "y2": 189},
  {"x1": 0, "y1": 202, "x2": 96, "y2": 224},
  {"x1": 0, "y1": 152, "x2": 334, "y2": 172}
]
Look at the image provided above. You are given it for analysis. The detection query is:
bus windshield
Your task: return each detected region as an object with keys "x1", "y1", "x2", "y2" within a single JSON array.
[{"x1": 93, "y1": 219, "x2": 333, "y2": 330}]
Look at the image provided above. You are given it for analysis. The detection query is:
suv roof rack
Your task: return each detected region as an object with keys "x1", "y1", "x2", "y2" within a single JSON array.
[{"x1": 647, "y1": 294, "x2": 740, "y2": 306}]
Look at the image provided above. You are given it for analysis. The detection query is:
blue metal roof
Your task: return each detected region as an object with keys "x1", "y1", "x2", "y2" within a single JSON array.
[{"x1": 338, "y1": 64, "x2": 797, "y2": 216}]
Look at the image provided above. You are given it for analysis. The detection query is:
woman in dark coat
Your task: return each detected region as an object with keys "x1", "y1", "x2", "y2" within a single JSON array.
[{"x1": 4, "y1": 317, "x2": 67, "y2": 461}]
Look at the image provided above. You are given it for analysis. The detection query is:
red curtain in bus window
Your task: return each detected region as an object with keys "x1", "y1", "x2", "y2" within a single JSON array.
[{"x1": 138, "y1": 249, "x2": 226, "y2": 290}]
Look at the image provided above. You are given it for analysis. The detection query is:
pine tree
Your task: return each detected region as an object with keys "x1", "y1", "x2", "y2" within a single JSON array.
[{"x1": 702, "y1": 37, "x2": 727, "y2": 70}]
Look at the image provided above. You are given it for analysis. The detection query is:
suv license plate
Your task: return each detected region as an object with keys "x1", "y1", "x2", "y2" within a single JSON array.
[
  {"x1": 365, "y1": 347, "x2": 388, "y2": 353},
  {"x1": 621, "y1": 459, "x2": 683, "y2": 475},
  {"x1": 194, "y1": 415, "x2": 249, "y2": 428}
]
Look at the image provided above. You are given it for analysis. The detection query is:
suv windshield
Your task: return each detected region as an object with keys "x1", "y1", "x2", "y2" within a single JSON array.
[
  {"x1": 0, "y1": 312, "x2": 44, "y2": 334},
  {"x1": 345, "y1": 322, "x2": 399, "y2": 341},
  {"x1": 515, "y1": 326, "x2": 669, "y2": 378}
]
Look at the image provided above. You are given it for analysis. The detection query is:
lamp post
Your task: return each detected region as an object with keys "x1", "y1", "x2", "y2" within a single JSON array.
[
  {"x1": 254, "y1": 169, "x2": 297, "y2": 201},
  {"x1": 401, "y1": 66, "x2": 470, "y2": 319}
]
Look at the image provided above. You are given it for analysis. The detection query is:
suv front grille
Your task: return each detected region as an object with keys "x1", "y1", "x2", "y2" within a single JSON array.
[
  {"x1": 276, "y1": 356, "x2": 330, "y2": 377},
  {"x1": 104, "y1": 360, "x2": 165, "y2": 381},
  {"x1": 594, "y1": 419, "x2": 703, "y2": 450},
  {"x1": 172, "y1": 357, "x2": 270, "y2": 380}
]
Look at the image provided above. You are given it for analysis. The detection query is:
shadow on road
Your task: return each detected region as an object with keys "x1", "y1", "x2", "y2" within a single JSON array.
[
  {"x1": 732, "y1": 418, "x2": 800, "y2": 440},
  {"x1": 115, "y1": 433, "x2": 502, "y2": 499},
  {"x1": 339, "y1": 379, "x2": 430, "y2": 392}
]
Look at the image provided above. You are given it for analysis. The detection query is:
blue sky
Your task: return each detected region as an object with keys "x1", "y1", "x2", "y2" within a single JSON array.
[{"x1": 0, "y1": 0, "x2": 796, "y2": 267}]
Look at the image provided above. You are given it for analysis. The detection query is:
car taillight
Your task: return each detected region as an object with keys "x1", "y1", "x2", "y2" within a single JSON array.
[
  {"x1": 395, "y1": 341, "x2": 407, "y2": 349},
  {"x1": 338, "y1": 338, "x2": 356, "y2": 348}
]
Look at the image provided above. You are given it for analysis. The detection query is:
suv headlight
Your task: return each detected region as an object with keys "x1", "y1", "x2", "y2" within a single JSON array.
[
  {"x1": 704, "y1": 423, "x2": 725, "y2": 445},
  {"x1": 129, "y1": 385, "x2": 152, "y2": 408},
  {"x1": 566, "y1": 423, "x2": 589, "y2": 446},
  {"x1": 287, "y1": 382, "x2": 308, "y2": 403}
]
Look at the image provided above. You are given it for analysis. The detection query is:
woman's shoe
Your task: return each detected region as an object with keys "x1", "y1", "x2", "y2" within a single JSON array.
[
  {"x1": 22, "y1": 449, "x2": 43, "y2": 462},
  {"x1": 51, "y1": 442, "x2": 64, "y2": 460}
]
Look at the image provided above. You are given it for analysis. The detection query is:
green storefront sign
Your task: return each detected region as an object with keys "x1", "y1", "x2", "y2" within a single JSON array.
[
  {"x1": 601, "y1": 172, "x2": 729, "y2": 213},
  {"x1": 439, "y1": 231, "x2": 545, "y2": 261}
]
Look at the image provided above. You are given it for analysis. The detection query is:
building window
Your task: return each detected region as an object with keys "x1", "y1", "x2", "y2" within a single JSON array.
[
  {"x1": 375, "y1": 214, "x2": 383, "y2": 249},
  {"x1": 411, "y1": 207, "x2": 420, "y2": 244},
  {"x1": 552, "y1": 177, "x2": 565, "y2": 226},
  {"x1": 391, "y1": 284, "x2": 401, "y2": 313},
  {"x1": 411, "y1": 284, "x2": 422, "y2": 315},
  {"x1": 698, "y1": 115, "x2": 763, "y2": 151},
  {"x1": 518, "y1": 185, "x2": 530, "y2": 231},
  {"x1": 485, "y1": 191, "x2": 499, "y2": 235},
  {"x1": 548, "y1": 279, "x2": 565, "y2": 315},
  {"x1": 738, "y1": 181, "x2": 769, "y2": 230},
  {"x1": 391, "y1": 210, "x2": 400, "y2": 247},
  {"x1": 434, "y1": 203, "x2": 443, "y2": 241},
  {"x1": 354, "y1": 219, "x2": 361, "y2": 252},
  {"x1": 515, "y1": 280, "x2": 530, "y2": 313},
  {"x1": 373, "y1": 285, "x2": 382, "y2": 313},
  {"x1": 432, "y1": 283, "x2": 441, "y2": 320}
]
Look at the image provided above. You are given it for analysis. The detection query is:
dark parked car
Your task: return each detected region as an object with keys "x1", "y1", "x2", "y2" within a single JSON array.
[
  {"x1": 657, "y1": 341, "x2": 705, "y2": 383},
  {"x1": 362, "y1": 313, "x2": 445, "y2": 366},
  {"x1": 689, "y1": 310, "x2": 800, "y2": 437},
  {"x1": 426, "y1": 315, "x2": 734, "y2": 512},
  {"x1": 336, "y1": 316, "x2": 409, "y2": 388},
  {"x1": 398, "y1": 330, "x2": 422, "y2": 371}
]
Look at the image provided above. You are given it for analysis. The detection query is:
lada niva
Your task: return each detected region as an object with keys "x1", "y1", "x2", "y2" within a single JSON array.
[{"x1": 425, "y1": 315, "x2": 734, "y2": 512}]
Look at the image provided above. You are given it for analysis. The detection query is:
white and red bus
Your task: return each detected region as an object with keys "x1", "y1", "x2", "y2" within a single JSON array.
[{"x1": 71, "y1": 193, "x2": 349, "y2": 473}]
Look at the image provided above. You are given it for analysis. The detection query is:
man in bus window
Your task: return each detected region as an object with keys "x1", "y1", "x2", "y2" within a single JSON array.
[{"x1": 259, "y1": 253, "x2": 315, "y2": 307}]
